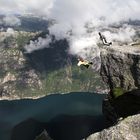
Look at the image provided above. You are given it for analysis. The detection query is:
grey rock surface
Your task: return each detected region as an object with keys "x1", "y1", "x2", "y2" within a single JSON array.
[
  {"x1": 86, "y1": 114, "x2": 140, "y2": 140},
  {"x1": 0, "y1": 31, "x2": 42, "y2": 99},
  {"x1": 100, "y1": 46, "x2": 140, "y2": 92}
]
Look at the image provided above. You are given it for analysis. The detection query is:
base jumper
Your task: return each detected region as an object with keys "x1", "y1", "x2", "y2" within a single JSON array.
[
  {"x1": 98, "y1": 32, "x2": 112, "y2": 46},
  {"x1": 77, "y1": 57, "x2": 93, "y2": 69}
]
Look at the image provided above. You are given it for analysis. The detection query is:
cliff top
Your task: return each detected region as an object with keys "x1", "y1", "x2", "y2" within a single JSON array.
[{"x1": 101, "y1": 42, "x2": 140, "y2": 55}]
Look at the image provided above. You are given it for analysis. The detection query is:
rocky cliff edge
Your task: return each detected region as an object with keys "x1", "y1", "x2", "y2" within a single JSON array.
[{"x1": 86, "y1": 44, "x2": 140, "y2": 140}]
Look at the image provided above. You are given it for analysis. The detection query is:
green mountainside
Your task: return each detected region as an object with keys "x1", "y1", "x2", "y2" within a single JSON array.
[{"x1": 0, "y1": 28, "x2": 107, "y2": 99}]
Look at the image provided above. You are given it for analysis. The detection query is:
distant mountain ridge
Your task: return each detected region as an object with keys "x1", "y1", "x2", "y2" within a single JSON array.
[{"x1": 0, "y1": 14, "x2": 51, "y2": 32}]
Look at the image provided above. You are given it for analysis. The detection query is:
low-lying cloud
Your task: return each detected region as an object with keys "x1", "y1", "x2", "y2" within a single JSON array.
[
  {"x1": 2, "y1": 15, "x2": 21, "y2": 26},
  {"x1": 0, "y1": 0, "x2": 140, "y2": 28},
  {"x1": 25, "y1": 35, "x2": 52, "y2": 53}
]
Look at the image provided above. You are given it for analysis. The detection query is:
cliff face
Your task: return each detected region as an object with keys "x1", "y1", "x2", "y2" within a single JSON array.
[{"x1": 100, "y1": 45, "x2": 140, "y2": 92}]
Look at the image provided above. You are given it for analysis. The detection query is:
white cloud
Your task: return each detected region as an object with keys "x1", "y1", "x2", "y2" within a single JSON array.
[
  {"x1": 103, "y1": 25, "x2": 136, "y2": 43},
  {"x1": 0, "y1": 0, "x2": 53, "y2": 15},
  {"x1": 0, "y1": 0, "x2": 140, "y2": 23},
  {"x1": 2, "y1": 15, "x2": 21, "y2": 26},
  {"x1": 25, "y1": 35, "x2": 52, "y2": 53},
  {"x1": 6, "y1": 28, "x2": 15, "y2": 35}
]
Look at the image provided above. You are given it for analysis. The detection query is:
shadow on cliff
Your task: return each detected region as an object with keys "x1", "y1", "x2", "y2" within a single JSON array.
[
  {"x1": 110, "y1": 89, "x2": 140, "y2": 118},
  {"x1": 11, "y1": 119, "x2": 45, "y2": 140},
  {"x1": 46, "y1": 114, "x2": 106, "y2": 140},
  {"x1": 11, "y1": 115, "x2": 106, "y2": 140}
]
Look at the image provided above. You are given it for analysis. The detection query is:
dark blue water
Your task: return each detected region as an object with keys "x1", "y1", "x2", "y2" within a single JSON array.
[{"x1": 0, "y1": 92, "x2": 106, "y2": 140}]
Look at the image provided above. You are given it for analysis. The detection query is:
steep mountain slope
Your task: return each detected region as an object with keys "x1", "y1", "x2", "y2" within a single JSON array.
[{"x1": 0, "y1": 27, "x2": 106, "y2": 99}]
